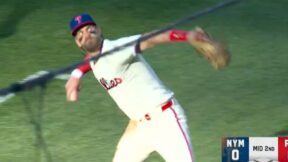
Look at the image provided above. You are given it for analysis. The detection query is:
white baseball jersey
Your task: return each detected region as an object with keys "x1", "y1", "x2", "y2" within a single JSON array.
[{"x1": 89, "y1": 35, "x2": 174, "y2": 119}]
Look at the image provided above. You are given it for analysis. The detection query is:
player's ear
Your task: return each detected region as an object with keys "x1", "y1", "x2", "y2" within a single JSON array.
[
  {"x1": 75, "y1": 38, "x2": 82, "y2": 48},
  {"x1": 75, "y1": 39, "x2": 86, "y2": 52}
]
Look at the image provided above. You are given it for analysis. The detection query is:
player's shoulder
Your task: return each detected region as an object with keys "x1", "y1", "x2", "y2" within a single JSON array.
[
  {"x1": 102, "y1": 34, "x2": 141, "y2": 52},
  {"x1": 101, "y1": 39, "x2": 116, "y2": 52},
  {"x1": 104, "y1": 35, "x2": 141, "y2": 46},
  {"x1": 113, "y1": 34, "x2": 142, "y2": 44}
]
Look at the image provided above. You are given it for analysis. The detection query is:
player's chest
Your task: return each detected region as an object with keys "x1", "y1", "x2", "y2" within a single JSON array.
[{"x1": 90, "y1": 59, "x2": 124, "y2": 91}]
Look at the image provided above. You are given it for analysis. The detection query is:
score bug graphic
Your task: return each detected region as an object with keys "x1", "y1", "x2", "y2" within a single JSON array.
[
  {"x1": 222, "y1": 137, "x2": 249, "y2": 162},
  {"x1": 279, "y1": 137, "x2": 288, "y2": 162},
  {"x1": 222, "y1": 137, "x2": 288, "y2": 162}
]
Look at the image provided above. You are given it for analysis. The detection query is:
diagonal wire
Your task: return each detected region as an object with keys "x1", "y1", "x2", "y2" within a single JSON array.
[{"x1": 0, "y1": 0, "x2": 244, "y2": 96}]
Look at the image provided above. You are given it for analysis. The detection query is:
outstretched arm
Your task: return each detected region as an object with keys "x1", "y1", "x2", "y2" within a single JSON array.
[
  {"x1": 139, "y1": 28, "x2": 230, "y2": 69},
  {"x1": 139, "y1": 29, "x2": 197, "y2": 51}
]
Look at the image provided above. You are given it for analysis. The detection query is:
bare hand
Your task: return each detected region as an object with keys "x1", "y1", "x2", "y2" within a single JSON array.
[{"x1": 65, "y1": 76, "x2": 81, "y2": 102}]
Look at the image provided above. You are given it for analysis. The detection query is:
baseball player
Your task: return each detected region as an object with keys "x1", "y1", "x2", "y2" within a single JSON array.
[{"x1": 65, "y1": 13, "x2": 229, "y2": 162}]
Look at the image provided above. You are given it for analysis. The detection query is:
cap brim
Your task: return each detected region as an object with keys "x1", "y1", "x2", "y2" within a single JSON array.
[{"x1": 72, "y1": 22, "x2": 96, "y2": 36}]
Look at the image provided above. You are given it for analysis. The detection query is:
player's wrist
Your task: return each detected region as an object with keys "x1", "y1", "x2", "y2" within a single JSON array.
[
  {"x1": 169, "y1": 30, "x2": 188, "y2": 42},
  {"x1": 71, "y1": 69, "x2": 84, "y2": 78}
]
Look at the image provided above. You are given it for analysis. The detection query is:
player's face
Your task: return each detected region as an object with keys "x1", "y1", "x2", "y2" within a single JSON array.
[{"x1": 75, "y1": 25, "x2": 103, "y2": 53}]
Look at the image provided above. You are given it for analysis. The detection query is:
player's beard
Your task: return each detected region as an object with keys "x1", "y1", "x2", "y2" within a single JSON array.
[{"x1": 82, "y1": 33, "x2": 103, "y2": 53}]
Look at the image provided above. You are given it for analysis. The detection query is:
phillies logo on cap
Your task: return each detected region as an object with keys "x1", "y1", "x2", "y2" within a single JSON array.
[
  {"x1": 69, "y1": 13, "x2": 96, "y2": 36},
  {"x1": 75, "y1": 15, "x2": 82, "y2": 24}
]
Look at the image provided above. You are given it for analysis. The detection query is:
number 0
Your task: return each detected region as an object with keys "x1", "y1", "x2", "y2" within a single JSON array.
[{"x1": 231, "y1": 149, "x2": 239, "y2": 160}]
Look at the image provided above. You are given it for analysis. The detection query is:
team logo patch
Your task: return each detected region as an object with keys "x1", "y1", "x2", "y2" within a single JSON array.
[
  {"x1": 75, "y1": 15, "x2": 82, "y2": 24},
  {"x1": 100, "y1": 78, "x2": 122, "y2": 90}
]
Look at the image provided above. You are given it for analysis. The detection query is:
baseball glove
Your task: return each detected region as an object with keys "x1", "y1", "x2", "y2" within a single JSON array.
[{"x1": 189, "y1": 27, "x2": 230, "y2": 70}]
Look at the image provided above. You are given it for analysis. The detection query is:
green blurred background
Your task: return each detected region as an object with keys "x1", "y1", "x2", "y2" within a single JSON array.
[{"x1": 0, "y1": 0, "x2": 287, "y2": 161}]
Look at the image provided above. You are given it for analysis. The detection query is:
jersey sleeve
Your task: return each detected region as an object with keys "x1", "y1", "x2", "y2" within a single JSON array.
[
  {"x1": 71, "y1": 54, "x2": 92, "y2": 78},
  {"x1": 103, "y1": 34, "x2": 142, "y2": 66},
  {"x1": 112, "y1": 34, "x2": 142, "y2": 56}
]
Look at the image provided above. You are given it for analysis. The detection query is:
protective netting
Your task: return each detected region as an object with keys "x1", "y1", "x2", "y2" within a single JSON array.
[{"x1": 0, "y1": 1, "x2": 242, "y2": 161}]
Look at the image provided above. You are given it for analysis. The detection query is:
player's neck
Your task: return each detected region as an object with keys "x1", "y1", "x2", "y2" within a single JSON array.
[{"x1": 89, "y1": 50, "x2": 101, "y2": 56}]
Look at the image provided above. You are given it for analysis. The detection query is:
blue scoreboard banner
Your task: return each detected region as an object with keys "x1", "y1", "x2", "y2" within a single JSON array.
[{"x1": 222, "y1": 137, "x2": 288, "y2": 162}]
